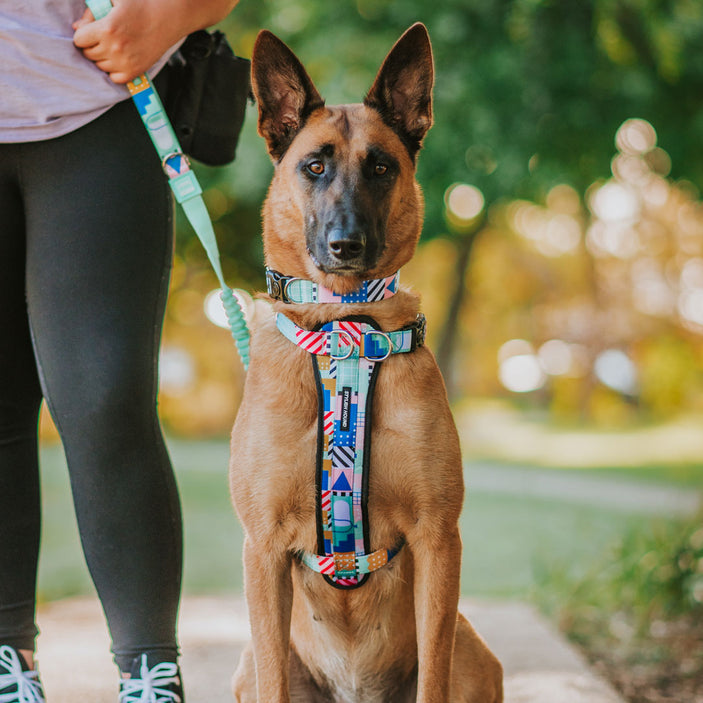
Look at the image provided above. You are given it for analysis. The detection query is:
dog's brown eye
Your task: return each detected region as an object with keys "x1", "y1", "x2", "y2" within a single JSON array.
[
  {"x1": 374, "y1": 163, "x2": 388, "y2": 176},
  {"x1": 308, "y1": 161, "x2": 325, "y2": 175}
]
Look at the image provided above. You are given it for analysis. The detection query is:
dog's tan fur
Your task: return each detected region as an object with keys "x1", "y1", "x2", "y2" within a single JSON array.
[{"x1": 229, "y1": 24, "x2": 503, "y2": 703}]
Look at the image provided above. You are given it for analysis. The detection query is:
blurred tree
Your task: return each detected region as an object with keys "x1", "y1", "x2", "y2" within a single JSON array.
[
  {"x1": 194, "y1": 1, "x2": 703, "y2": 396},
  {"x1": 460, "y1": 119, "x2": 703, "y2": 423}
]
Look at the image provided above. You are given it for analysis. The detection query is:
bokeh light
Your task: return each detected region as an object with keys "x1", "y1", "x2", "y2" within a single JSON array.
[
  {"x1": 204, "y1": 289, "x2": 252, "y2": 330},
  {"x1": 631, "y1": 258, "x2": 675, "y2": 317},
  {"x1": 498, "y1": 338, "x2": 534, "y2": 363},
  {"x1": 594, "y1": 349, "x2": 638, "y2": 395},
  {"x1": 615, "y1": 118, "x2": 657, "y2": 155},
  {"x1": 498, "y1": 340, "x2": 546, "y2": 393},
  {"x1": 499, "y1": 354, "x2": 546, "y2": 393},
  {"x1": 509, "y1": 200, "x2": 582, "y2": 256},
  {"x1": 159, "y1": 346, "x2": 196, "y2": 395},
  {"x1": 204, "y1": 289, "x2": 231, "y2": 329},
  {"x1": 679, "y1": 289, "x2": 703, "y2": 328},
  {"x1": 445, "y1": 183, "x2": 485, "y2": 228},
  {"x1": 589, "y1": 182, "x2": 640, "y2": 223},
  {"x1": 537, "y1": 339, "x2": 574, "y2": 376}
]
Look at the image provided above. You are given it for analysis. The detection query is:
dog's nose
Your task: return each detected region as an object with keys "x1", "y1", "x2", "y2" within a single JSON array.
[{"x1": 328, "y1": 229, "x2": 366, "y2": 261}]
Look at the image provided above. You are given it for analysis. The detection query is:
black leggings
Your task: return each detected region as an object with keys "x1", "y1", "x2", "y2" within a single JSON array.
[{"x1": 0, "y1": 99, "x2": 182, "y2": 672}]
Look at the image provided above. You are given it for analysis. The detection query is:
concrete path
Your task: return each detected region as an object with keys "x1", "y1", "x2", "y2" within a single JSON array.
[{"x1": 35, "y1": 595, "x2": 625, "y2": 703}]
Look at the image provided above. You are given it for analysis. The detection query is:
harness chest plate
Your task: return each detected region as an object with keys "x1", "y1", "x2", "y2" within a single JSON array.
[{"x1": 276, "y1": 312, "x2": 425, "y2": 588}]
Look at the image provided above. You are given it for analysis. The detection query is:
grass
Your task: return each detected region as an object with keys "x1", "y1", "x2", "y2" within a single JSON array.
[
  {"x1": 37, "y1": 439, "x2": 243, "y2": 603},
  {"x1": 36, "y1": 436, "x2": 664, "y2": 603},
  {"x1": 532, "y1": 510, "x2": 703, "y2": 702},
  {"x1": 459, "y1": 491, "x2": 649, "y2": 598},
  {"x1": 563, "y1": 463, "x2": 703, "y2": 488}
]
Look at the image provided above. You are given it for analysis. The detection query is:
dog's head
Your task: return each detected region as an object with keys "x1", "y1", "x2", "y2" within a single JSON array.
[{"x1": 251, "y1": 24, "x2": 434, "y2": 293}]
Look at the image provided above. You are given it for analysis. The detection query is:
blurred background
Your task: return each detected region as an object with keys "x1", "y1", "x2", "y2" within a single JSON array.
[{"x1": 39, "y1": 1, "x2": 703, "y2": 700}]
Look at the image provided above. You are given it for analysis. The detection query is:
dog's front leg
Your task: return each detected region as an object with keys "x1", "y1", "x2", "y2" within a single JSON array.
[
  {"x1": 243, "y1": 535, "x2": 294, "y2": 702},
  {"x1": 411, "y1": 525, "x2": 462, "y2": 703}
]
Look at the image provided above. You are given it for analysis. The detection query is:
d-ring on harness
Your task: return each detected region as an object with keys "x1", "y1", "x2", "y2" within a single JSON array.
[{"x1": 271, "y1": 269, "x2": 426, "y2": 588}]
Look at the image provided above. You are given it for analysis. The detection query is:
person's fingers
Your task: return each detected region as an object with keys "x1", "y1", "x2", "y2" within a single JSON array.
[
  {"x1": 108, "y1": 71, "x2": 132, "y2": 85},
  {"x1": 80, "y1": 45, "x2": 106, "y2": 61},
  {"x1": 73, "y1": 19, "x2": 102, "y2": 48},
  {"x1": 94, "y1": 58, "x2": 116, "y2": 72},
  {"x1": 71, "y1": 6, "x2": 94, "y2": 30}
]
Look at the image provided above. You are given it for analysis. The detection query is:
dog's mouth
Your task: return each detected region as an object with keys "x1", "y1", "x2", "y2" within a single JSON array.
[{"x1": 307, "y1": 248, "x2": 368, "y2": 276}]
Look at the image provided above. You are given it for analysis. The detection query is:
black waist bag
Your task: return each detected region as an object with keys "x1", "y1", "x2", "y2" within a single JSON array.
[{"x1": 157, "y1": 30, "x2": 251, "y2": 166}]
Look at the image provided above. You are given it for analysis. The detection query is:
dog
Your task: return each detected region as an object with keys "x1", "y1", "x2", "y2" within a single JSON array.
[{"x1": 229, "y1": 23, "x2": 503, "y2": 703}]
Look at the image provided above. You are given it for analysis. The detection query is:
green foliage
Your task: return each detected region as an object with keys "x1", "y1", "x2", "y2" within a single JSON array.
[
  {"x1": 607, "y1": 517, "x2": 703, "y2": 623},
  {"x1": 636, "y1": 335, "x2": 701, "y2": 416},
  {"x1": 535, "y1": 510, "x2": 703, "y2": 700},
  {"x1": 537, "y1": 511, "x2": 703, "y2": 634},
  {"x1": 207, "y1": 0, "x2": 703, "y2": 260},
  {"x1": 164, "y1": 2, "x2": 703, "y2": 423}
]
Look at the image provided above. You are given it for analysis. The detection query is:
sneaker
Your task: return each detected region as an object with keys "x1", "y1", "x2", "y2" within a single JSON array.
[
  {"x1": 0, "y1": 645, "x2": 45, "y2": 703},
  {"x1": 118, "y1": 654, "x2": 183, "y2": 703}
]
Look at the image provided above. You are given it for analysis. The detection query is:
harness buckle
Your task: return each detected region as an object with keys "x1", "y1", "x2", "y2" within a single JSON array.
[
  {"x1": 330, "y1": 330, "x2": 354, "y2": 359},
  {"x1": 364, "y1": 330, "x2": 393, "y2": 361}
]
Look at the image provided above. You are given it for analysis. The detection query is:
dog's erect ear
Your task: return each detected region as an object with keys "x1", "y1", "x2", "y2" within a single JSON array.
[
  {"x1": 251, "y1": 30, "x2": 325, "y2": 161},
  {"x1": 364, "y1": 23, "x2": 434, "y2": 159}
]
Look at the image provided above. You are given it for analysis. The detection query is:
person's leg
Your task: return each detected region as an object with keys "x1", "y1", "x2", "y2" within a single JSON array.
[
  {"x1": 0, "y1": 145, "x2": 43, "y2": 667},
  {"x1": 22, "y1": 98, "x2": 183, "y2": 674}
]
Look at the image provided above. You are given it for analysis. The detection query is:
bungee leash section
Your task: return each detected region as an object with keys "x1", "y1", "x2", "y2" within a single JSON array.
[{"x1": 84, "y1": 0, "x2": 251, "y2": 369}]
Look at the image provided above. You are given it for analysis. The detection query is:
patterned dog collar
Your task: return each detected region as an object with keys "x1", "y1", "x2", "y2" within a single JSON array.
[{"x1": 266, "y1": 268, "x2": 399, "y2": 304}]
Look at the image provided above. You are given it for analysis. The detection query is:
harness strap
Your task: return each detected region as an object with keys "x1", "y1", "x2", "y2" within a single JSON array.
[
  {"x1": 266, "y1": 268, "x2": 399, "y2": 304},
  {"x1": 275, "y1": 313, "x2": 426, "y2": 359},
  {"x1": 299, "y1": 539, "x2": 405, "y2": 577},
  {"x1": 278, "y1": 314, "x2": 425, "y2": 587}
]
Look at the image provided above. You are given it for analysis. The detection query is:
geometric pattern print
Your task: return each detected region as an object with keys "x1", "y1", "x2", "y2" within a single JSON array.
[
  {"x1": 129, "y1": 76, "x2": 184, "y2": 173},
  {"x1": 266, "y1": 268, "x2": 399, "y2": 304},
  {"x1": 318, "y1": 320, "x2": 374, "y2": 586},
  {"x1": 279, "y1": 316, "x2": 419, "y2": 359},
  {"x1": 318, "y1": 273, "x2": 399, "y2": 304},
  {"x1": 274, "y1": 312, "x2": 427, "y2": 586},
  {"x1": 303, "y1": 319, "x2": 403, "y2": 588}
]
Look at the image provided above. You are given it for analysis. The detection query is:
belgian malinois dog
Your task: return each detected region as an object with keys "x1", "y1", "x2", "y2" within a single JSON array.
[{"x1": 229, "y1": 24, "x2": 503, "y2": 703}]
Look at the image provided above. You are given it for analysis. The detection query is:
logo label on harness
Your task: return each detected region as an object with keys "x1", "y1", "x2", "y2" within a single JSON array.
[{"x1": 340, "y1": 387, "x2": 352, "y2": 431}]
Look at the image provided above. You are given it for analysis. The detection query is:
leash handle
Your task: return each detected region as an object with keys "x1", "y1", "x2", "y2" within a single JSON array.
[{"x1": 85, "y1": 0, "x2": 251, "y2": 369}]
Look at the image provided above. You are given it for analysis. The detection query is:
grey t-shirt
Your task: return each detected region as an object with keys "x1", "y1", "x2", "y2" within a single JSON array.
[{"x1": 0, "y1": 0, "x2": 176, "y2": 142}]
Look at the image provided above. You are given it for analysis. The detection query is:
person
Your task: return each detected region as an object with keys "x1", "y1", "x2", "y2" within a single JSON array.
[{"x1": 0, "y1": 1, "x2": 238, "y2": 700}]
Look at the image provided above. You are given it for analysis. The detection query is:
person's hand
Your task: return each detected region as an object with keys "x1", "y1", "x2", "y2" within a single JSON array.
[
  {"x1": 73, "y1": 0, "x2": 182, "y2": 84},
  {"x1": 73, "y1": 0, "x2": 238, "y2": 84}
]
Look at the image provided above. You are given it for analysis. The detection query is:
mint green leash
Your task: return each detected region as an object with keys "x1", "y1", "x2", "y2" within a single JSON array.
[{"x1": 85, "y1": 0, "x2": 250, "y2": 368}]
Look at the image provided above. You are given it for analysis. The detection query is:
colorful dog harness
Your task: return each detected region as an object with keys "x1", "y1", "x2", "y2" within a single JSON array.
[{"x1": 274, "y1": 274, "x2": 426, "y2": 588}]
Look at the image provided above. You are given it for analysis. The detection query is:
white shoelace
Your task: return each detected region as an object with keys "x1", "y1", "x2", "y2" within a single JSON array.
[
  {"x1": 118, "y1": 655, "x2": 181, "y2": 703},
  {"x1": 0, "y1": 647, "x2": 44, "y2": 703}
]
